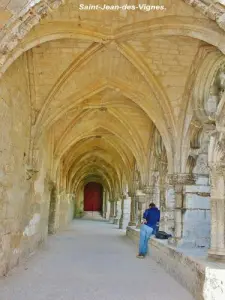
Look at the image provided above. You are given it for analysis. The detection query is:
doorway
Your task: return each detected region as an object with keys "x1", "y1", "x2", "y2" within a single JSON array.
[{"x1": 84, "y1": 182, "x2": 103, "y2": 212}]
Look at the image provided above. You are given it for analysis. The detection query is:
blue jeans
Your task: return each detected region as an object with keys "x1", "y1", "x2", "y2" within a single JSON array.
[{"x1": 139, "y1": 224, "x2": 153, "y2": 256}]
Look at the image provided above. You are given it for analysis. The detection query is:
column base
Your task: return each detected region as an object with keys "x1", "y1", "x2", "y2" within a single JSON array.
[
  {"x1": 128, "y1": 221, "x2": 136, "y2": 226},
  {"x1": 109, "y1": 217, "x2": 114, "y2": 223},
  {"x1": 113, "y1": 218, "x2": 119, "y2": 225},
  {"x1": 208, "y1": 248, "x2": 225, "y2": 261},
  {"x1": 119, "y1": 217, "x2": 123, "y2": 229}
]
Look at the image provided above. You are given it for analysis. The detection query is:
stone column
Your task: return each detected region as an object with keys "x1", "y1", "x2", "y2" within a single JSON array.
[
  {"x1": 113, "y1": 200, "x2": 121, "y2": 225},
  {"x1": 128, "y1": 192, "x2": 136, "y2": 226},
  {"x1": 174, "y1": 182, "x2": 184, "y2": 242},
  {"x1": 102, "y1": 190, "x2": 107, "y2": 219},
  {"x1": 168, "y1": 173, "x2": 211, "y2": 248},
  {"x1": 109, "y1": 200, "x2": 114, "y2": 223},
  {"x1": 208, "y1": 164, "x2": 225, "y2": 260},
  {"x1": 135, "y1": 192, "x2": 147, "y2": 228},
  {"x1": 105, "y1": 192, "x2": 110, "y2": 220},
  {"x1": 167, "y1": 173, "x2": 195, "y2": 245},
  {"x1": 119, "y1": 196, "x2": 125, "y2": 229},
  {"x1": 143, "y1": 185, "x2": 154, "y2": 208},
  {"x1": 153, "y1": 172, "x2": 160, "y2": 207},
  {"x1": 123, "y1": 196, "x2": 131, "y2": 229}
]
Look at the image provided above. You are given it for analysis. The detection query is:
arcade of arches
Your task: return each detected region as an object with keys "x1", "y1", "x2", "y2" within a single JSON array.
[{"x1": 1, "y1": 0, "x2": 225, "y2": 298}]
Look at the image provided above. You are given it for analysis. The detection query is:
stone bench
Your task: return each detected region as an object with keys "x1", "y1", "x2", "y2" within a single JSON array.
[{"x1": 126, "y1": 226, "x2": 225, "y2": 300}]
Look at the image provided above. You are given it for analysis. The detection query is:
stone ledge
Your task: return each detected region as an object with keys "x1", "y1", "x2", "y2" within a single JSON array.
[{"x1": 126, "y1": 226, "x2": 225, "y2": 300}]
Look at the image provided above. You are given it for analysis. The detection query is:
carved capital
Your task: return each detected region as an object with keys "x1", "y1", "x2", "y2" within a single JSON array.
[
  {"x1": 128, "y1": 191, "x2": 135, "y2": 198},
  {"x1": 47, "y1": 180, "x2": 55, "y2": 191},
  {"x1": 166, "y1": 173, "x2": 195, "y2": 186},
  {"x1": 121, "y1": 193, "x2": 126, "y2": 200},
  {"x1": 189, "y1": 148, "x2": 200, "y2": 158},
  {"x1": 136, "y1": 195, "x2": 147, "y2": 203},
  {"x1": 143, "y1": 185, "x2": 155, "y2": 194},
  {"x1": 174, "y1": 184, "x2": 183, "y2": 193}
]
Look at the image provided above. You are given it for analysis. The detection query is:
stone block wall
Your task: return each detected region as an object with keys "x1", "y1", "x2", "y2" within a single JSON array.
[
  {"x1": 0, "y1": 55, "x2": 75, "y2": 276},
  {"x1": 181, "y1": 185, "x2": 211, "y2": 248},
  {"x1": 0, "y1": 53, "x2": 33, "y2": 275}
]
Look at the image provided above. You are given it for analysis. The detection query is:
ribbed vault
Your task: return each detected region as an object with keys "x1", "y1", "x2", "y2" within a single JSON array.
[
  {"x1": 8, "y1": 0, "x2": 224, "y2": 208},
  {"x1": 49, "y1": 85, "x2": 154, "y2": 202}
]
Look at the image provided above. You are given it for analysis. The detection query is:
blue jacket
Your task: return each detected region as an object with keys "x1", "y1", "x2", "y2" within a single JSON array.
[{"x1": 143, "y1": 207, "x2": 160, "y2": 229}]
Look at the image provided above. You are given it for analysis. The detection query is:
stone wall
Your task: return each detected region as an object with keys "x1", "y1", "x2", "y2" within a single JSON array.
[
  {"x1": 181, "y1": 184, "x2": 210, "y2": 248},
  {"x1": 0, "y1": 54, "x2": 33, "y2": 275},
  {"x1": 0, "y1": 55, "x2": 74, "y2": 276}
]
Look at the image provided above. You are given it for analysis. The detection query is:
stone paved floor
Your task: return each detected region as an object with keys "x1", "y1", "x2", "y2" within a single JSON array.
[{"x1": 0, "y1": 220, "x2": 194, "y2": 300}]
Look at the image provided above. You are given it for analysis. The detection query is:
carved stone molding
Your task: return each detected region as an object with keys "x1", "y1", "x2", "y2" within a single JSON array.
[
  {"x1": 128, "y1": 191, "x2": 135, "y2": 198},
  {"x1": 136, "y1": 195, "x2": 146, "y2": 203},
  {"x1": 166, "y1": 173, "x2": 195, "y2": 186},
  {"x1": 184, "y1": 0, "x2": 225, "y2": 32},
  {"x1": 143, "y1": 185, "x2": 155, "y2": 194}
]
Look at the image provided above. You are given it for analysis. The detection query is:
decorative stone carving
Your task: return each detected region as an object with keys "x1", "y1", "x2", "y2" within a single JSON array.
[
  {"x1": 143, "y1": 185, "x2": 155, "y2": 194},
  {"x1": 136, "y1": 195, "x2": 146, "y2": 203},
  {"x1": 204, "y1": 65, "x2": 225, "y2": 118},
  {"x1": 166, "y1": 173, "x2": 195, "y2": 186},
  {"x1": 193, "y1": 154, "x2": 209, "y2": 175}
]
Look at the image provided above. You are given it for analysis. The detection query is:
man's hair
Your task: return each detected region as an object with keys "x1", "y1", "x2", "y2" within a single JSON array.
[{"x1": 149, "y1": 203, "x2": 156, "y2": 208}]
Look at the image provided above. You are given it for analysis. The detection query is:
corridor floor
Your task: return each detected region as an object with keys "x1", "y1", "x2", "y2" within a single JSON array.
[{"x1": 0, "y1": 220, "x2": 194, "y2": 300}]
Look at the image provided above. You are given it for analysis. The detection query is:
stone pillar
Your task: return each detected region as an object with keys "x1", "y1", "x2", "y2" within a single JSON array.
[
  {"x1": 109, "y1": 200, "x2": 115, "y2": 223},
  {"x1": 152, "y1": 171, "x2": 160, "y2": 207},
  {"x1": 102, "y1": 190, "x2": 107, "y2": 219},
  {"x1": 128, "y1": 192, "x2": 136, "y2": 226},
  {"x1": 123, "y1": 196, "x2": 132, "y2": 229},
  {"x1": 208, "y1": 164, "x2": 225, "y2": 260},
  {"x1": 119, "y1": 196, "x2": 124, "y2": 229},
  {"x1": 113, "y1": 201, "x2": 117, "y2": 221},
  {"x1": 113, "y1": 200, "x2": 121, "y2": 225},
  {"x1": 105, "y1": 194, "x2": 110, "y2": 220},
  {"x1": 166, "y1": 174, "x2": 190, "y2": 244},
  {"x1": 160, "y1": 178, "x2": 176, "y2": 234},
  {"x1": 143, "y1": 185, "x2": 154, "y2": 208},
  {"x1": 174, "y1": 182, "x2": 184, "y2": 243},
  {"x1": 135, "y1": 192, "x2": 147, "y2": 228},
  {"x1": 168, "y1": 173, "x2": 211, "y2": 248}
]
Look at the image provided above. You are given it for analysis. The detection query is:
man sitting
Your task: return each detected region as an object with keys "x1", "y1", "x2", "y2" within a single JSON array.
[{"x1": 136, "y1": 203, "x2": 160, "y2": 258}]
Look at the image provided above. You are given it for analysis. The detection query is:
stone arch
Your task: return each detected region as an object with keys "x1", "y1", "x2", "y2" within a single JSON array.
[{"x1": 2, "y1": 15, "x2": 225, "y2": 75}]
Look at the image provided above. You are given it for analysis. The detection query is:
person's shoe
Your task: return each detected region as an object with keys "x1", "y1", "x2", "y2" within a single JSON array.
[{"x1": 136, "y1": 254, "x2": 145, "y2": 259}]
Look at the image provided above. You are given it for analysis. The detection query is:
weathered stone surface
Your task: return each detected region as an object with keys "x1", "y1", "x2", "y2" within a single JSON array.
[
  {"x1": 127, "y1": 226, "x2": 225, "y2": 300},
  {"x1": 0, "y1": 0, "x2": 225, "y2": 293}
]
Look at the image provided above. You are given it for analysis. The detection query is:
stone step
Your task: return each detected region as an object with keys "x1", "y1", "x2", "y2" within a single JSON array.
[{"x1": 82, "y1": 211, "x2": 104, "y2": 220}]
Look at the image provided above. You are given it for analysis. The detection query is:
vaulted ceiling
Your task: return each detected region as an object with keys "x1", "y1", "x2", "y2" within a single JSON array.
[{"x1": 1, "y1": 0, "x2": 225, "y2": 195}]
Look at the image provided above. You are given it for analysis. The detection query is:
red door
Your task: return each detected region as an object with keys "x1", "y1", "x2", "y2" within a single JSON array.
[{"x1": 84, "y1": 182, "x2": 103, "y2": 211}]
